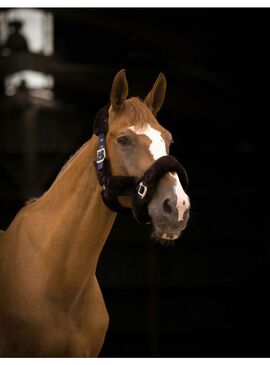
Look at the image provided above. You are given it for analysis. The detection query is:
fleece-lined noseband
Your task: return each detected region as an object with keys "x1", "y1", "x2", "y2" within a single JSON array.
[{"x1": 93, "y1": 104, "x2": 189, "y2": 225}]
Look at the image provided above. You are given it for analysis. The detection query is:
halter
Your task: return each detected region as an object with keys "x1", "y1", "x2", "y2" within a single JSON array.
[{"x1": 93, "y1": 104, "x2": 189, "y2": 225}]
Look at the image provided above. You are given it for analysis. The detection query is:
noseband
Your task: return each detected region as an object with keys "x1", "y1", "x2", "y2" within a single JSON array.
[{"x1": 93, "y1": 104, "x2": 189, "y2": 225}]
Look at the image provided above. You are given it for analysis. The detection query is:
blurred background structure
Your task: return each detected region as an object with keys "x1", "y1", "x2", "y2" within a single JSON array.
[{"x1": 0, "y1": 8, "x2": 269, "y2": 357}]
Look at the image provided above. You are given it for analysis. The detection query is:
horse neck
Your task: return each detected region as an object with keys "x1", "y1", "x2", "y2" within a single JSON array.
[{"x1": 28, "y1": 135, "x2": 116, "y2": 298}]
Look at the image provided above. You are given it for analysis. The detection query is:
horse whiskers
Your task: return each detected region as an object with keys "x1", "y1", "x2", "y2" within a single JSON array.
[
  {"x1": 150, "y1": 229, "x2": 176, "y2": 247},
  {"x1": 159, "y1": 239, "x2": 176, "y2": 247}
]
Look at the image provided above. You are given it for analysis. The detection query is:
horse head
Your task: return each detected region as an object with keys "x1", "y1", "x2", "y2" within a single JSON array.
[{"x1": 106, "y1": 69, "x2": 190, "y2": 241}]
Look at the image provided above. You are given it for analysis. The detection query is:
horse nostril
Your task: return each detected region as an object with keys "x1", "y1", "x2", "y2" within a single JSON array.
[
  {"x1": 163, "y1": 199, "x2": 173, "y2": 215},
  {"x1": 183, "y1": 208, "x2": 190, "y2": 221}
]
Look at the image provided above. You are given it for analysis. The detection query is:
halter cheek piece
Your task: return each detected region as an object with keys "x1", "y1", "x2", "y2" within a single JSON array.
[{"x1": 93, "y1": 104, "x2": 189, "y2": 225}]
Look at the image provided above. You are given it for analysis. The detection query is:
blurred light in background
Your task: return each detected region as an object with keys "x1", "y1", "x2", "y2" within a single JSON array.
[
  {"x1": 4, "y1": 71, "x2": 54, "y2": 98},
  {"x1": 0, "y1": 8, "x2": 54, "y2": 98},
  {"x1": 0, "y1": 8, "x2": 53, "y2": 55}
]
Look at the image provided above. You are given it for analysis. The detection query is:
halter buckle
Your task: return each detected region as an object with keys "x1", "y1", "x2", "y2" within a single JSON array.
[
  {"x1": 137, "y1": 182, "x2": 148, "y2": 199},
  {"x1": 97, "y1": 147, "x2": 106, "y2": 164}
]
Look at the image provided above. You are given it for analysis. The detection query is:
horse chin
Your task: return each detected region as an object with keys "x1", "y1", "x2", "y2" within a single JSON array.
[{"x1": 150, "y1": 223, "x2": 182, "y2": 245}]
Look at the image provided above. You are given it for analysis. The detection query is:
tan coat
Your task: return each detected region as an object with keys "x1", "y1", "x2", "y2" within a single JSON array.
[{"x1": 0, "y1": 70, "x2": 189, "y2": 356}]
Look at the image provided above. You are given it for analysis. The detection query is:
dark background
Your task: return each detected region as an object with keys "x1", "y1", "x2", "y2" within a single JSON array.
[{"x1": 0, "y1": 8, "x2": 269, "y2": 357}]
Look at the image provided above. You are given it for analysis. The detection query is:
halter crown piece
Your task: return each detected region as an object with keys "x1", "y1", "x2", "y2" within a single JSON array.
[{"x1": 93, "y1": 104, "x2": 189, "y2": 225}]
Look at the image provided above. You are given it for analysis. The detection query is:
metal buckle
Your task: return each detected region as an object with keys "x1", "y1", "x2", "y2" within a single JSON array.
[
  {"x1": 137, "y1": 182, "x2": 148, "y2": 199},
  {"x1": 96, "y1": 147, "x2": 106, "y2": 164}
]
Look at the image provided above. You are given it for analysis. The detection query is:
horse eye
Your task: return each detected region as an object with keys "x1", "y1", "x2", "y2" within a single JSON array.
[{"x1": 117, "y1": 135, "x2": 131, "y2": 146}]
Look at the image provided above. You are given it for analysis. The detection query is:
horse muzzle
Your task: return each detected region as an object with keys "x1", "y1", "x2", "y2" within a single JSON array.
[{"x1": 148, "y1": 195, "x2": 190, "y2": 241}]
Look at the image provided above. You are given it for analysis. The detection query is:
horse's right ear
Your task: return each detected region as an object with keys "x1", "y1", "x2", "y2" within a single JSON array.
[
  {"x1": 144, "y1": 73, "x2": 167, "y2": 116},
  {"x1": 110, "y1": 69, "x2": 129, "y2": 112}
]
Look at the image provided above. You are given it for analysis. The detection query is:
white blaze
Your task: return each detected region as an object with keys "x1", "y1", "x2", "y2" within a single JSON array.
[
  {"x1": 129, "y1": 124, "x2": 166, "y2": 159},
  {"x1": 129, "y1": 124, "x2": 189, "y2": 221},
  {"x1": 169, "y1": 172, "x2": 190, "y2": 221}
]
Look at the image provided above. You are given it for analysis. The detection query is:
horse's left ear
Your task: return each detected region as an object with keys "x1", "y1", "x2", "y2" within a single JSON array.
[
  {"x1": 144, "y1": 73, "x2": 167, "y2": 116},
  {"x1": 110, "y1": 69, "x2": 129, "y2": 112}
]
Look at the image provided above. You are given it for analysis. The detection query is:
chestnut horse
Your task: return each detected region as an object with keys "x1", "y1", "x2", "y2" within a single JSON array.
[{"x1": 0, "y1": 70, "x2": 190, "y2": 357}]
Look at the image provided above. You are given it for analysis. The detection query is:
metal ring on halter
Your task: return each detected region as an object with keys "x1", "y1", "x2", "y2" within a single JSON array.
[{"x1": 137, "y1": 182, "x2": 148, "y2": 199}]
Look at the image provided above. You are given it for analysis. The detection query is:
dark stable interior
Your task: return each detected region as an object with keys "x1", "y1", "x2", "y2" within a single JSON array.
[{"x1": 0, "y1": 8, "x2": 269, "y2": 357}]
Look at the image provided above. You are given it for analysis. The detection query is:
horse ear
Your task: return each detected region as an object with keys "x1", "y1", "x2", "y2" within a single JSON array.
[
  {"x1": 110, "y1": 69, "x2": 129, "y2": 112},
  {"x1": 144, "y1": 73, "x2": 167, "y2": 116}
]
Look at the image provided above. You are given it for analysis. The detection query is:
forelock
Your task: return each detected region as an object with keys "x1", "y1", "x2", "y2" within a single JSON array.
[{"x1": 123, "y1": 97, "x2": 156, "y2": 129}]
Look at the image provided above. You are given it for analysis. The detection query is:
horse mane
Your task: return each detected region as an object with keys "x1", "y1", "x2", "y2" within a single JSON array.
[
  {"x1": 26, "y1": 140, "x2": 91, "y2": 206},
  {"x1": 56, "y1": 140, "x2": 91, "y2": 178},
  {"x1": 26, "y1": 197, "x2": 39, "y2": 205}
]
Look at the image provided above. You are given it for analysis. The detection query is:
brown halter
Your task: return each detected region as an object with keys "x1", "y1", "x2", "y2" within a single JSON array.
[{"x1": 93, "y1": 104, "x2": 189, "y2": 225}]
